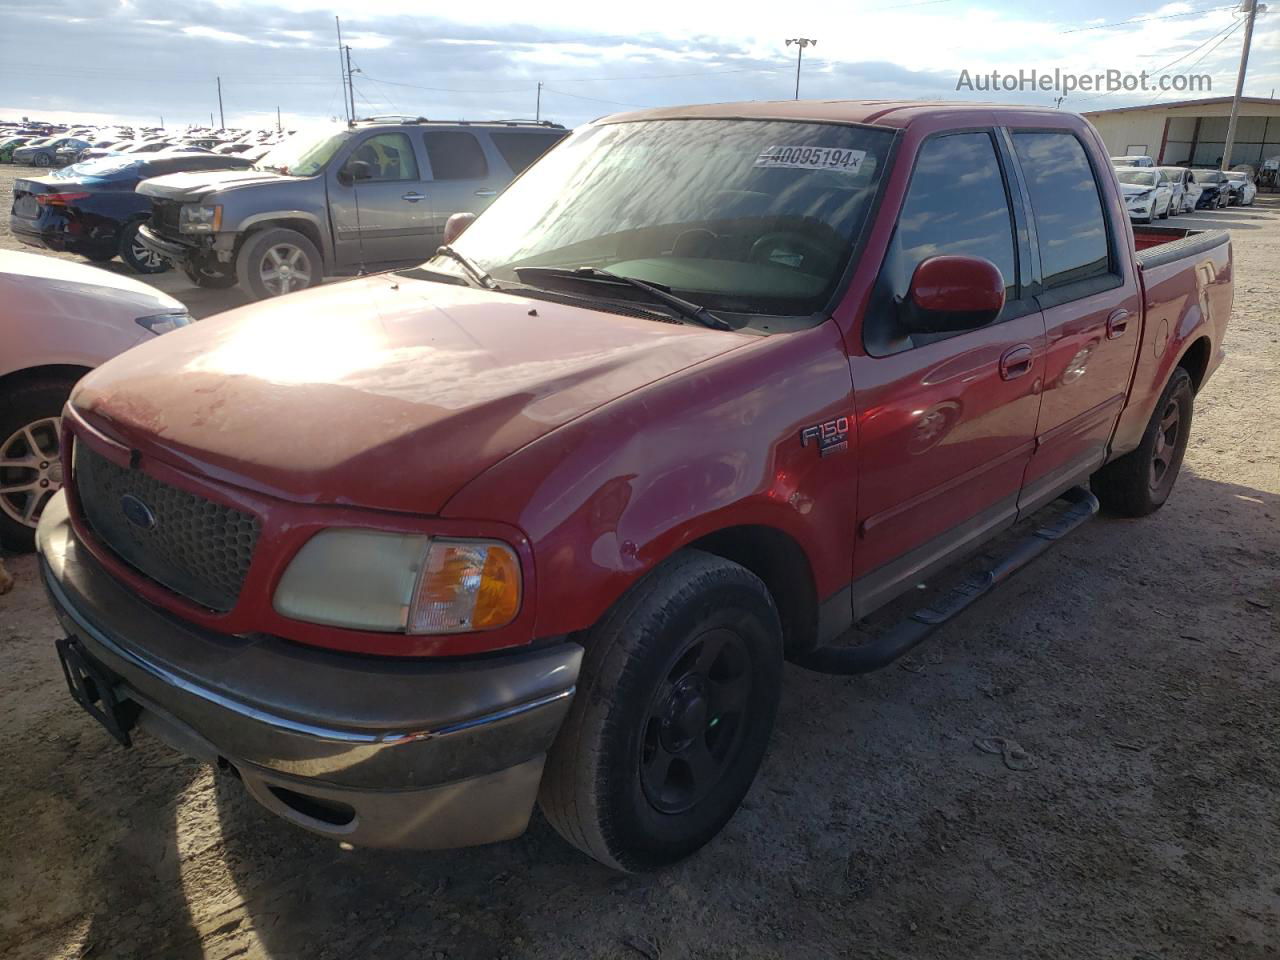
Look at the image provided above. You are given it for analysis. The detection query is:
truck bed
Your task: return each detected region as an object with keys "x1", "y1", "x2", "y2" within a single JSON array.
[{"x1": 1132, "y1": 225, "x2": 1230, "y2": 267}]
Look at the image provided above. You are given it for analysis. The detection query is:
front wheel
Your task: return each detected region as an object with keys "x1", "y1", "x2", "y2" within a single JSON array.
[
  {"x1": 236, "y1": 228, "x2": 322, "y2": 300},
  {"x1": 1091, "y1": 367, "x2": 1193, "y2": 517},
  {"x1": 34, "y1": 152, "x2": 51, "y2": 167},
  {"x1": 539, "y1": 550, "x2": 783, "y2": 871}
]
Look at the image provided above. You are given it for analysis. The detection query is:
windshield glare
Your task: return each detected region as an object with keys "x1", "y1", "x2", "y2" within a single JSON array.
[
  {"x1": 254, "y1": 126, "x2": 349, "y2": 176},
  {"x1": 1116, "y1": 170, "x2": 1157, "y2": 186},
  {"x1": 442, "y1": 118, "x2": 892, "y2": 321}
]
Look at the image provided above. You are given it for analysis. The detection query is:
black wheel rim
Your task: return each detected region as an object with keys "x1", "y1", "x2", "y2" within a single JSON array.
[
  {"x1": 1149, "y1": 398, "x2": 1180, "y2": 491},
  {"x1": 639, "y1": 628, "x2": 752, "y2": 815}
]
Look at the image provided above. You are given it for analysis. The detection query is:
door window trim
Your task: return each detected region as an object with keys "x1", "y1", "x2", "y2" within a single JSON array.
[{"x1": 349, "y1": 131, "x2": 421, "y2": 183}]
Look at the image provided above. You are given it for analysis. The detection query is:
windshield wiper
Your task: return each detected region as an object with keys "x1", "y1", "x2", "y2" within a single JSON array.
[
  {"x1": 514, "y1": 266, "x2": 732, "y2": 331},
  {"x1": 435, "y1": 244, "x2": 497, "y2": 290}
]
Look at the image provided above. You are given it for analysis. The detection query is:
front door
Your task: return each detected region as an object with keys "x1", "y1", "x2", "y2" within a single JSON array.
[
  {"x1": 330, "y1": 131, "x2": 433, "y2": 267},
  {"x1": 1005, "y1": 130, "x2": 1142, "y2": 512},
  {"x1": 849, "y1": 129, "x2": 1046, "y2": 618}
]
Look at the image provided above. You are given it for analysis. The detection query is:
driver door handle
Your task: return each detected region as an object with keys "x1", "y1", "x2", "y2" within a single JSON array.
[
  {"x1": 402, "y1": 192, "x2": 425, "y2": 202},
  {"x1": 999, "y1": 344, "x2": 1034, "y2": 381},
  {"x1": 1106, "y1": 309, "x2": 1130, "y2": 340}
]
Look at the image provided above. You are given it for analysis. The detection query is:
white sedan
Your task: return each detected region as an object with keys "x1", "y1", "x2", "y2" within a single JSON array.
[
  {"x1": 1224, "y1": 171, "x2": 1257, "y2": 206},
  {"x1": 1116, "y1": 167, "x2": 1173, "y2": 222}
]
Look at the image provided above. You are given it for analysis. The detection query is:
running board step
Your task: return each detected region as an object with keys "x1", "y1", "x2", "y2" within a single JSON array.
[{"x1": 792, "y1": 485, "x2": 1100, "y2": 676}]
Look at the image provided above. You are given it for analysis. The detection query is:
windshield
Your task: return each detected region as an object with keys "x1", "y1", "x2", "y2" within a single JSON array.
[
  {"x1": 1191, "y1": 170, "x2": 1223, "y2": 183},
  {"x1": 1116, "y1": 170, "x2": 1157, "y2": 186},
  {"x1": 1224, "y1": 172, "x2": 1247, "y2": 181},
  {"x1": 254, "y1": 126, "x2": 349, "y2": 176},
  {"x1": 435, "y1": 118, "x2": 892, "y2": 322}
]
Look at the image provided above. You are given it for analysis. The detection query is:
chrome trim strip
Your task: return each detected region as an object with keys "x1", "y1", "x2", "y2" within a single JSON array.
[{"x1": 43, "y1": 560, "x2": 575, "y2": 747}]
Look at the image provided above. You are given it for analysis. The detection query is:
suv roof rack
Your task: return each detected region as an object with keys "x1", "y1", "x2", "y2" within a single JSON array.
[{"x1": 353, "y1": 115, "x2": 566, "y2": 130}]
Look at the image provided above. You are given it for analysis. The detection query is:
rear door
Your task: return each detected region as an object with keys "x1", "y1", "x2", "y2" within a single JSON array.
[
  {"x1": 848, "y1": 129, "x2": 1047, "y2": 616},
  {"x1": 420, "y1": 130, "x2": 502, "y2": 237},
  {"x1": 329, "y1": 130, "x2": 432, "y2": 266},
  {"x1": 1005, "y1": 129, "x2": 1142, "y2": 513}
]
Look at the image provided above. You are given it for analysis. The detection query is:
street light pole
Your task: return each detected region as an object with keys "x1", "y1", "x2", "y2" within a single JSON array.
[
  {"x1": 1221, "y1": 0, "x2": 1266, "y2": 170},
  {"x1": 785, "y1": 37, "x2": 817, "y2": 100}
]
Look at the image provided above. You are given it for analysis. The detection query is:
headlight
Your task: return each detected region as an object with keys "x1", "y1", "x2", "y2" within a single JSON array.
[
  {"x1": 179, "y1": 203, "x2": 222, "y2": 233},
  {"x1": 135, "y1": 311, "x2": 192, "y2": 335},
  {"x1": 273, "y1": 530, "x2": 521, "y2": 634}
]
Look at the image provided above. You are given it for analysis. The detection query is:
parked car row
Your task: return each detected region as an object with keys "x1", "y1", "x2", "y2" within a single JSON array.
[{"x1": 1110, "y1": 155, "x2": 1260, "y2": 222}]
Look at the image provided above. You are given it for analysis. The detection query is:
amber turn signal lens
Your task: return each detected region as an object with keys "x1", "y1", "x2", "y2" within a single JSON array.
[{"x1": 407, "y1": 539, "x2": 522, "y2": 634}]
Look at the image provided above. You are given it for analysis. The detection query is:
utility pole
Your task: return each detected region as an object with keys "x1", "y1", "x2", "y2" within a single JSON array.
[
  {"x1": 536, "y1": 81, "x2": 542, "y2": 122},
  {"x1": 785, "y1": 37, "x2": 817, "y2": 100},
  {"x1": 345, "y1": 46, "x2": 358, "y2": 123},
  {"x1": 216, "y1": 76, "x2": 225, "y2": 131},
  {"x1": 277, "y1": 105, "x2": 282, "y2": 133},
  {"x1": 336, "y1": 15, "x2": 350, "y2": 124},
  {"x1": 1221, "y1": 0, "x2": 1266, "y2": 170}
]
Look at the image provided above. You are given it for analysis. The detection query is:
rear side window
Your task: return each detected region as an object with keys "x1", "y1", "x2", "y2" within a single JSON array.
[
  {"x1": 865, "y1": 131, "x2": 1018, "y2": 354},
  {"x1": 1011, "y1": 132, "x2": 1112, "y2": 290},
  {"x1": 490, "y1": 132, "x2": 564, "y2": 175},
  {"x1": 350, "y1": 133, "x2": 419, "y2": 182},
  {"x1": 422, "y1": 131, "x2": 488, "y2": 180}
]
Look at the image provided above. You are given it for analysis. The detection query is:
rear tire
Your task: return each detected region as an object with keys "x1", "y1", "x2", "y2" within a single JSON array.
[
  {"x1": 0, "y1": 377, "x2": 78, "y2": 552},
  {"x1": 1091, "y1": 367, "x2": 1193, "y2": 517},
  {"x1": 539, "y1": 550, "x2": 783, "y2": 871},
  {"x1": 119, "y1": 221, "x2": 170, "y2": 274}
]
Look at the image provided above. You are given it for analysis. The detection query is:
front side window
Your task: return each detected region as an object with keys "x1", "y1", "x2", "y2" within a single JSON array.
[
  {"x1": 1012, "y1": 132, "x2": 1112, "y2": 289},
  {"x1": 423, "y1": 131, "x2": 488, "y2": 180},
  {"x1": 349, "y1": 133, "x2": 419, "y2": 182},
  {"x1": 436, "y1": 118, "x2": 893, "y2": 323}
]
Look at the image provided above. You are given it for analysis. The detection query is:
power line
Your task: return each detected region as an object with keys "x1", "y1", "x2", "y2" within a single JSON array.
[
  {"x1": 540, "y1": 87, "x2": 650, "y2": 108},
  {"x1": 1062, "y1": 3, "x2": 1236, "y2": 32}
]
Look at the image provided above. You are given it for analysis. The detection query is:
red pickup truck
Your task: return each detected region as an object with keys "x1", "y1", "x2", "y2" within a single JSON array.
[{"x1": 37, "y1": 101, "x2": 1231, "y2": 872}]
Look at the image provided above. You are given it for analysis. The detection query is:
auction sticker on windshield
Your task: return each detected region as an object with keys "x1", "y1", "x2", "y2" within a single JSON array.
[{"x1": 755, "y1": 146, "x2": 866, "y2": 173}]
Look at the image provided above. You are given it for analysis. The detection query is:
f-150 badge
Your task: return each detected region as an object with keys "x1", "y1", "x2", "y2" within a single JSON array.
[{"x1": 800, "y1": 416, "x2": 849, "y2": 457}]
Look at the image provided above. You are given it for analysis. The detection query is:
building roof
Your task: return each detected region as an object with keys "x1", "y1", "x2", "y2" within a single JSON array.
[
  {"x1": 1082, "y1": 96, "x2": 1280, "y2": 117},
  {"x1": 602, "y1": 99, "x2": 1068, "y2": 129}
]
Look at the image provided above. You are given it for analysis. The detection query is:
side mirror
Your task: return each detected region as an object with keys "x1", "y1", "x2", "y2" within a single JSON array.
[
  {"x1": 443, "y1": 211, "x2": 476, "y2": 246},
  {"x1": 901, "y1": 255, "x2": 1006, "y2": 334},
  {"x1": 338, "y1": 159, "x2": 373, "y2": 185}
]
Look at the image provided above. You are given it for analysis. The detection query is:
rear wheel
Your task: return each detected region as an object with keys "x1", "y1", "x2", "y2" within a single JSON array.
[
  {"x1": 236, "y1": 228, "x2": 322, "y2": 300},
  {"x1": 119, "y1": 221, "x2": 170, "y2": 274},
  {"x1": 539, "y1": 550, "x2": 783, "y2": 871},
  {"x1": 0, "y1": 378, "x2": 78, "y2": 551},
  {"x1": 1091, "y1": 367, "x2": 1193, "y2": 517}
]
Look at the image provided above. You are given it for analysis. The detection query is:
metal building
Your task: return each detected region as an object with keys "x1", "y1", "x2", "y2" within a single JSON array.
[{"x1": 1082, "y1": 96, "x2": 1280, "y2": 167}]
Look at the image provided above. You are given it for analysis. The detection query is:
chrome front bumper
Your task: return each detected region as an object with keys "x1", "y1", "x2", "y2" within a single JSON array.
[{"x1": 36, "y1": 492, "x2": 582, "y2": 849}]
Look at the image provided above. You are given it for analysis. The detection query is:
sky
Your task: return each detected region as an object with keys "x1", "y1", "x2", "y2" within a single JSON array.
[{"x1": 0, "y1": 0, "x2": 1277, "y2": 131}]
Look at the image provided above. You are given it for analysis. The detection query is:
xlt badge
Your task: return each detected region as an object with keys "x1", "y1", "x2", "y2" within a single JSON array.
[{"x1": 800, "y1": 416, "x2": 850, "y2": 457}]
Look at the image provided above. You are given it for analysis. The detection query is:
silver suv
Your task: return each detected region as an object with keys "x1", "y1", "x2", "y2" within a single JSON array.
[{"x1": 136, "y1": 118, "x2": 567, "y2": 299}]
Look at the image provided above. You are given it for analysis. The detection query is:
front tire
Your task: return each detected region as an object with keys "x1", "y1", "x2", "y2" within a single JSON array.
[
  {"x1": 34, "y1": 152, "x2": 51, "y2": 167},
  {"x1": 1091, "y1": 367, "x2": 1193, "y2": 517},
  {"x1": 236, "y1": 228, "x2": 322, "y2": 300},
  {"x1": 539, "y1": 550, "x2": 783, "y2": 871},
  {"x1": 0, "y1": 378, "x2": 78, "y2": 551}
]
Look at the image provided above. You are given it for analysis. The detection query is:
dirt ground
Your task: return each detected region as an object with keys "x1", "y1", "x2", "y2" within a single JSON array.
[{"x1": 1, "y1": 162, "x2": 1277, "y2": 960}]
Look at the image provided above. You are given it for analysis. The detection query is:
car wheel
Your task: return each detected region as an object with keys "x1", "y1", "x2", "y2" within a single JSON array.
[
  {"x1": 539, "y1": 550, "x2": 783, "y2": 871},
  {"x1": 237, "y1": 228, "x2": 322, "y2": 300},
  {"x1": 119, "y1": 221, "x2": 170, "y2": 274},
  {"x1": 34, "y1": 152, "x2": 51, "y2": 167},
  {"x1": 1091, "y1": 367, "x2": 1193, "y2": 518},
  {"x1": 0, "y1": 377, "x2": 78, "y2": 552}
]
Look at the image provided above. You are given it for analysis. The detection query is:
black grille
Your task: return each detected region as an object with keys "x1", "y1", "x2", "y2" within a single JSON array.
[
  {"x1": 73, "y1": 444, "x2": 260, "y2": 612},
  {"x1": 151, "y1": 201, "x2": 182, "y2": 238}
]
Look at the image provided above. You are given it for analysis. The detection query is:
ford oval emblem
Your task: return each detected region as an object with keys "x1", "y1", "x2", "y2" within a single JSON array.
[{"x1": 120, "y1": 493, "x2": 157, "y2": 530}]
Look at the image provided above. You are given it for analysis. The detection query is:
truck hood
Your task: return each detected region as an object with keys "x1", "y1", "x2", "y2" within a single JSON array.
[
  {"x1": 70, "y1": 274, "x2": 750, "y2": 515},
  {"x1": 136, "y1": 167, "x2": 297, "y2": 201}
]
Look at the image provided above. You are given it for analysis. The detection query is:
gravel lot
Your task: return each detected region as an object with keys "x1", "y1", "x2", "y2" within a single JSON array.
[{"x1": 1, "y1": 162, "x2": 1277, "y2": 960}]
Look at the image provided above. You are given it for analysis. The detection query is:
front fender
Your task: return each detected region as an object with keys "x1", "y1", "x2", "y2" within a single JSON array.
[{"x1": 442, "y1": 320, "x2": 859, "y2": 642}]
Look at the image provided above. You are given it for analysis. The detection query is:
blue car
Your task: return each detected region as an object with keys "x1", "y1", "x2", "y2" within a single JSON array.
[
  {"x1": 12, "y1": 136, "x2": 87, "y2": 168},
  {"x1": 10, "y1": 151, "x2": 253, "y2": 272}
]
